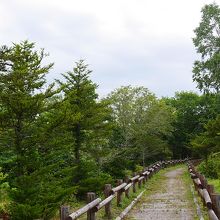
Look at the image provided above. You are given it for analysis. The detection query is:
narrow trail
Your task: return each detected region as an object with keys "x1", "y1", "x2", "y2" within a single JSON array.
[{"x1": 125, "y1": 167, "x2": 197, "y2": 220}]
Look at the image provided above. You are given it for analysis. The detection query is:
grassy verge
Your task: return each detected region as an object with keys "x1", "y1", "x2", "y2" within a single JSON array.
[{"x1": 207, "y1": 178, "x2": 220, "y2": 193}]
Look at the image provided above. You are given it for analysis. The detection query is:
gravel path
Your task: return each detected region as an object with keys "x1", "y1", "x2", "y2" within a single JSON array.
[{"x1": 125, "y1": 168, "x2": 196, "y2": 220}]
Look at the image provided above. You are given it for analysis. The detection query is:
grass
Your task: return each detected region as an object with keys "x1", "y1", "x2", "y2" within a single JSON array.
[{"x1": 207, "y1": 178, "x2": 220, "y2": 193}]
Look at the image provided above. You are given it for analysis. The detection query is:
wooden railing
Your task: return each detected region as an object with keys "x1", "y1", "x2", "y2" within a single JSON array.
[
  {"x1": 60, "y1": 159, "x2": 186, "y2": 220},
  {"x1": 187, "y1": 161, "x2": 220, "y2": 220}
]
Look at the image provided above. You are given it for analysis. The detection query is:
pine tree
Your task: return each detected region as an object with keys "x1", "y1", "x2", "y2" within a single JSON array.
[
  {"x1": 58, "y1": 60, "x2": 112, "y2": 191},
  {"x1": 0, "y1": 41, "x2": 74, "y2": 219}
]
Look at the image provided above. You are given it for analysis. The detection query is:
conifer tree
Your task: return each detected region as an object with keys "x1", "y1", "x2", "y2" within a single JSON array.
[
  {"x1": 59, "y1": 60, "x2": 112, "y2": 187},
  {"x1": 0, "y1": 41, "x2": 73, "y2": 219}
]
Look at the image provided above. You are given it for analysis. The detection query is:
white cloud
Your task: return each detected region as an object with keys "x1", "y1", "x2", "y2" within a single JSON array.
[{"x1": 0, "y1": 0, "x2": 216, "y2": 97}]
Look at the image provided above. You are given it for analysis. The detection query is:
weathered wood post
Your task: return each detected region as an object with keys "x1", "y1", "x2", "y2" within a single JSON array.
[
  {"x1": 201, "y1": 175, "x2": 207, "y2": 188},
  {"x1": 60, "y1": 205, "x2": 70, "y2": 220},
  {"x1": 138, "y1": 176, "x2": 143, "y2": 189},
  {"x1": 124, "y1": 176, "x2": 130, "y2": 198},
  {"x1": 142, "y1": 174, "x2": 146, "y2": 185},
  {"x1": 104, "y1": 184, "x2": 112, "y2": 219},
  {"x1": 211, "y1": 193, "x2": 220, "y2": 218},
  {"x1": 138, "y1": 179, "x2": 141, "y2": 189},
  {"x1": 132, "y1": 173, "x2": 137, "y2": 193},
  {"x1": 87, "y1": 192, "x2": 96, "y2": 220},
  {"x1": 117, "y1": 179, "x2": 123, "y2": 207},
  {"x1": 207, "y1": 184, "x2": 214, "y2": 195}
]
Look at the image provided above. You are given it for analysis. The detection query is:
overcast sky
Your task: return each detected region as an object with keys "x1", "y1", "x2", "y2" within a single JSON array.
[{"x1": 0, "y1": 0, "x2": 217, "y2": 97}]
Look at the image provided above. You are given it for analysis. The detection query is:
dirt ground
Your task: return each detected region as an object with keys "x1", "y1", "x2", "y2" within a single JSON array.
[{"x1": 125, "y1": 168, "x2": 196, "y2": 220}]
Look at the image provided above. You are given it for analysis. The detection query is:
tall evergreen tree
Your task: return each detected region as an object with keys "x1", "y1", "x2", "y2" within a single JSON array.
[
  {"x1": 0, "y1": 41, "x2": 73, "y2": 219},
  {"x1": 58, "y1": 60, "x2": 112, "y2": 189}
]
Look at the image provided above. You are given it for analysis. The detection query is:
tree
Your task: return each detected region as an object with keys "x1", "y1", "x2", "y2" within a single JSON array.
[
  {"x1": 193, "y1": 3, "x2": 220, "y2": 93},
  {"x1": 0, "y1": 41, "x2": 73, "y2": 219},
  {"x1": 164, "y1": 92, "x2": 203, "y2": 158},
  {"x1": 165, "y1": 91, "x2": 220, "y2": 158},
  {"x1": 192, "y1": 115, "x2": 220, "y2": 160},
  {"x1": 106, "y1": 86, "x2": 174, "y2": 173},
  {"x1": 58, "y1": 60, "x2": 112, "y2": 194}
]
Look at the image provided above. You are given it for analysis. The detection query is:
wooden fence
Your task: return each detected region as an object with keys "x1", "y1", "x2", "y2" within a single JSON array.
[
  {"x1": 187, "y1": 161, "x2": 220, "y2": 220},
  {"x1": 60, "y1": 159, "x2": 186, "y2": 220}
]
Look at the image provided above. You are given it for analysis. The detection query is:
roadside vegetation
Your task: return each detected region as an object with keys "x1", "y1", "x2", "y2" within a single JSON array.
[{"x1": 197, "y1": 153, "x2": 220, "y2": 193}]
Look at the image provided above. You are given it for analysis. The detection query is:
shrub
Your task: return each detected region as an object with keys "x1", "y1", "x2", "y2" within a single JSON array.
[
  {"x1": 197, "y1": 153, "x2": 220, "y2": 179},
  {"x1": 0, "y1": 168, "x2": 11, "y2": 214}
]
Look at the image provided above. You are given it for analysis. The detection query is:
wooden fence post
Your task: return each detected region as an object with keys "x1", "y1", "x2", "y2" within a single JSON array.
[
  {"x1": 104, "y1": 184, "x2": 112, "y2": 219},
  {"x1": 138, "y1": 178, "x2": 142, "y2": 189},
  {"x1": 211, "y1": 194, "x2": 220, "y2": 218},
  {"x1": 143, "y1": 175, "x2": 146, "y2": 185},
  {"x1": 207, "y1": 184, "x2": 214, "y2": 195},
  {"x1": 87, "y1": 192, "x2": 96, "y2": 220},
  {"x1": 60, "y1": 205, "x2": 70, "y2": 220},
  {"x1": 132, "y1": 173, "x2": 136, "y2": 193},
  {"x1": 116, "y1": 179, "x2": 123, "y2": 207},
  {"x1": 124, "y1": 176, "x2": 130, "y2": 198}
]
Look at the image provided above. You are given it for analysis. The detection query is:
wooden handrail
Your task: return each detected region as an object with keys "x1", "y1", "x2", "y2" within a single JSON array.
[
  {"x1": 130, "y1": 175, "x2": 140, "y2": 182},
  {"x1": 111, "y1": 183, "x2": 127, "y2": 194},
  {"x1": 67, "y1": 198, "x2": 101, "y2": 220},
  {"x1": 94, "y1": 194, "x2": 115, "y2": 211}
]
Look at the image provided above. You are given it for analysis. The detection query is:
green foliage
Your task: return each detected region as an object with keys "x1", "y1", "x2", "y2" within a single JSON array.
[
  {"x1": 208, "y1": 179, "x2": 220, "y2": 193},
  {"x1": 57, "y1": 60, "x2": 113, "y2": 198},
  {"x1": 135, "y1": 165, "x2": 143, "y2": 173},
  {"x1": 71, "y1": 157, "x2": 113, "y2": 197},
  {"x1": 197, "y1": 153, "x2": 220, "y2": 179},
  {"x1": 193, "y1": 3, "x2": 220, "y2": 93},
  {"x1": 191, "y1": 2, "x2": 220, "y2": 160},
  {"x1": 164, "y1": 92, "x2": 220, "y2": 158},
  {"x1": 0, "y1": 168, "x2": 11, "y2": 213},
  {"x1": 192, "y1": 115, "x2": 220, "y2": 159},
  {"x1": 102, "y1": 150, "x2": 132, "y2": 178},
  {"x1": 78, "y1": 173, "x2": 113, "y2": 197},
  {"x1": 58, "y1": 60, "x2": 112, "y2": 163},
  {"x1": 0, "y1": 41, "x2": 74, "y2": 219},
  {"x1": 107, "y1": 86, "x2": 174, "y2": 170}
]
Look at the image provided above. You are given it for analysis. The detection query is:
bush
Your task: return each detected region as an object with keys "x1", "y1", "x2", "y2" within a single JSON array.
[
  {"x1": 197, "y1": 153, "x2": 220, "y2": 179},
  {"x1": 78, "y1": 173, "x2": 113, "y2": 198},
  {"x1": 74, "y1": 158, "x2": 113, "y2": 198},
  {"x1": 0, "y1": 168, "x2": 11, "y2": 214},
  {"x1": 135, "y1": 165, "x2": 143, "y2": 173}
]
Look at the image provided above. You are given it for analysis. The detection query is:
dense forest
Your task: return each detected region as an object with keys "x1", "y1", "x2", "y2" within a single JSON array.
[{"x1": 0, "y1": 3, "x2": 220, "y2": 220}]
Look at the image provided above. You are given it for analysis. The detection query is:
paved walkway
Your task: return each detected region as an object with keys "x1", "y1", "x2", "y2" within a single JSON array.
[{"x1": 125, "y1": 168, "x2": 197, "y2": 220}]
